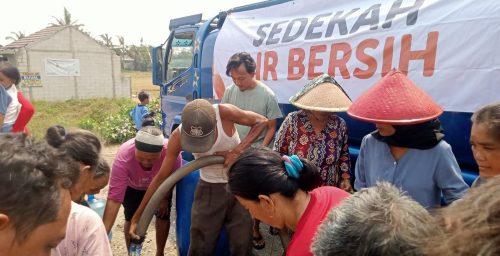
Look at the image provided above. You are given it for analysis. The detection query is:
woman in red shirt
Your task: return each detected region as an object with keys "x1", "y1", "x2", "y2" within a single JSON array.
[{"x1": 228, "y1": 147, "x2": 350, "y2": 256}]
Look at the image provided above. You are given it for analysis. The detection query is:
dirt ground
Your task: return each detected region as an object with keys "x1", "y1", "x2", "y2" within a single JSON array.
[{"x1": 100, "y1": 145, "x2": 284, "y2": 256}]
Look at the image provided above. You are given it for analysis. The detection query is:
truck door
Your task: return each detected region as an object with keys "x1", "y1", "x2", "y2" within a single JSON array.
[
  {"x1": 161, "y1": 29, "x2": 197, "y2": 135},
  {"x1": 165, "y1": 31, "x2": 195, "y2": 95}
]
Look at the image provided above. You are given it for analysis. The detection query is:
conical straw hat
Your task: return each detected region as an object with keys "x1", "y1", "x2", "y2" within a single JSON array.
[
  {"x1": 289, "y1": 74, "x2": 352, "y2": 112},
  {"x1": 347, "y1": 70, "x2": 443, "y2": 124}
]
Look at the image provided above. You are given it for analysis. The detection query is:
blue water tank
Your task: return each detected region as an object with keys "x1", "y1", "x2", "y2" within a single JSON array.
[{"x1": 176, "y1": 160, "x2": 230, "y2": 256}]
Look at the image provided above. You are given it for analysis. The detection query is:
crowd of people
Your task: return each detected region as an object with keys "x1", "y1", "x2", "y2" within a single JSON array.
[{"x1": 0, "y1": 53, "x2": 499, "y2": 256}]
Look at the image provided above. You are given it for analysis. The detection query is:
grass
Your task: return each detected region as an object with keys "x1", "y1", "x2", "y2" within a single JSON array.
[
  {"x1": 27, "y1": 71, "x2": 160, "y2": 141},
  {"x1": 124, "y1": 70, "x2": 160, "y2": 98},
  {"x1": 28, "y1": 98, "x2": 134, "y2": 140}
]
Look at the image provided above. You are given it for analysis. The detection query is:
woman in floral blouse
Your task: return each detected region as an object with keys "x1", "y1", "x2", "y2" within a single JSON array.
[{"x1": 274, "y1": 74, "x2": 352, "y2": 191}]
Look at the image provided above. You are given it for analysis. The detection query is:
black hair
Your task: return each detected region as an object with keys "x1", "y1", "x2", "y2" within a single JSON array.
[
  {"x1": 0, "y1": 62, "x2": 21, "y2": 85},
  {"x1": 0, "y1": 133, "x2": 79, "y2": 240},
  {"x1": 45, "y1": 125, "x2": 102, "y2": 168},
  {"x1": 228, "y1": 147, "x2": 322, "y2": 201},
  {"x1": 138, "y1": 90, "x2": 150, "y2": 103},
  {"x1": 225, "y1": 52, "x2": 256, "y2": 76},
  {"x1": 94, "y1": 158, "x2": 110, "y2": 179},
  {"x1": 141, "y1": 116, "x2": 156, "y2": 127}
]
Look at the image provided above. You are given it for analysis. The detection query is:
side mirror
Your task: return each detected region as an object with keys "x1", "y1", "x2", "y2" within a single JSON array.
[{"x1": 152, "y1": 46, "x2": 163, "y2": 85}]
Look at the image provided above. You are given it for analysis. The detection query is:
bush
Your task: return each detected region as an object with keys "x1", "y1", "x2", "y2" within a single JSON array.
[
  {"x1": 95, "y1": 105, "x2": 137, "y2": 144},
  {"x1": 29, "y1": 97, "x2": 162, "y2": 144},
  {"x1": 78, "y1": 118, "x2": 97, "y2": 131},
  {"x1": 79, "y1": 97, "x2": 162, "y2": 144},
  {"x1": 29, "y1": 98, "x2": 132, "y2": 140}
]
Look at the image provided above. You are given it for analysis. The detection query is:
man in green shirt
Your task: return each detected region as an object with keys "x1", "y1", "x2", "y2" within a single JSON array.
[{"x1": 222, "y1": 52, "x2": 283, "y2": 249}]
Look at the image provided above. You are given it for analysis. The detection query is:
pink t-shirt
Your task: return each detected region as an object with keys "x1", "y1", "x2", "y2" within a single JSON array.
[
  {"x1": 107, "y1": 138, "x2": 181, "y2": 203},
  {"x1": 287, "y1": 186, "x2": 350, "y2": 256},
  {"x1": 51, "y1": 202, "x2": 112, "y2": 256}
]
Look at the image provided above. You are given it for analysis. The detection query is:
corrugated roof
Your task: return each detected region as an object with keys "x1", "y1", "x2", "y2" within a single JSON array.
[{"x1": 2, "y1": 26, "x2": 67, "y2": 49}]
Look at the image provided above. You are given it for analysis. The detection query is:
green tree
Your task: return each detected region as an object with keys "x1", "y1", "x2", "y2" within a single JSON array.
[
  {"x1": 127, "y1": 45, "x2": 153, "y2": 71},
  {"x1": 117, "y1": 36, "x2": 127, "y2": 69},
  {"x1": 50, "y1": 7, "x2": 83, "y2": 28},
  {"x1": 117, "y1": 36, "x2": 126, "y2": 51},
  {"x1": 99, "y1": 33, "x2": 113, "y2": 48},
  {"x1": 5, "y1": 31, "x2": 26, "y2": 42}
]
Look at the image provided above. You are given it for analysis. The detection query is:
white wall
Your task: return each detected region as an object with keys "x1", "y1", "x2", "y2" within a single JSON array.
[{"x1": 18, "y1": 27, "x2": 130, "y2": 101}]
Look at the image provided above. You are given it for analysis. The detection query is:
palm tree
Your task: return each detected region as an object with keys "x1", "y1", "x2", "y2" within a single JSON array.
[
  {"x1": 50, "y1": 7, "x2": 83, "y2": 28},
  {"x1": 99, "y1": 33, "x2": 113, "y2": 48},
  {"x1": 117, "y1": 36, "x2": 125, "y2": 50},
  {"x1": 5, "y1": 31, "x2": 26, "y2": 42},
  {"x1": 117, "y1": 36, "x2": 127, "y2": 69}
]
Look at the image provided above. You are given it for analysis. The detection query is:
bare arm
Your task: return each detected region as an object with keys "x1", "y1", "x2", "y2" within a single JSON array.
[
  {"x1": 103, "y1": 199, "x2": 121, "y2": 233},
  {"x1": 102, "y1": 149, "x2": 130, "y2": 233},
  {"x1": 129, "y1": 129, "x2": 182, "y2": 238},
  {"x1": 0, "y1": 114, "x2": 4, "y2": 129},
  {"x1": 261, "y1": 119, "x2": 277, "y2": 147},
  {"x1": 217, "y1": 104, "x2": 267, "y2": 166}
]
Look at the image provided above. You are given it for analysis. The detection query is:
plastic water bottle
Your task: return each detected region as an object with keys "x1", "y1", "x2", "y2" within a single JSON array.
[
  {"x1": 128, "y1": 237, "x2": 145, "y2": 256},
  {"x1": 87, "y1": 194, "x2": 106, "y2": 217},
  {"x1": 87, "y1": 194, "x2": 112, "y2": 240}
]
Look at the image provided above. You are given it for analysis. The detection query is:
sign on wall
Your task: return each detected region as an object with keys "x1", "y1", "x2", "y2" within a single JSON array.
[
  {"x1": 45, "y1": 58, "x2": 80, "y2": 76},
  {"x1": 20, "y1": 72, "x2": 42, "y2": 87},
  {"x1": 213, "y1": 0, "x2": 500, "y2": 113}
]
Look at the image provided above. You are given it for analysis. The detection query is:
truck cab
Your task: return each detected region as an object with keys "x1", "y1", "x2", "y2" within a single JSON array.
[
  {"x1": 152, "y1": 4, "x2": 478, "y2": 184},
  {"x1": 152, "y1": 16, "x2": 200, "y2": 135}
]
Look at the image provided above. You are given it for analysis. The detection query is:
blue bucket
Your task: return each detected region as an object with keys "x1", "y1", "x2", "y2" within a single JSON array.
[{"x1": 175, "y1": 160, "x2": 230, "y2": 256}]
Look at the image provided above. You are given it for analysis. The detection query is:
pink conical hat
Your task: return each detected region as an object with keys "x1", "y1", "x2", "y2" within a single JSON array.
[{"x1": 347, "y1": 70, "x2": 443, "y2": 124}]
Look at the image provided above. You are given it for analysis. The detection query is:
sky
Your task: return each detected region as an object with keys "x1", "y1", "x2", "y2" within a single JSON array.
[{"x1": 1, "y1": 0, "x2": 261, "y2": 47}]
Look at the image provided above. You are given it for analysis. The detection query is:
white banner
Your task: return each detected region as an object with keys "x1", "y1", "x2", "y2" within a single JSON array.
[
  {"x1": 214, "y1": 0, "x2": 500, "y2": 112},
  {"x1": 45, "y1": 58, "x2": 80, "y2": 76}
]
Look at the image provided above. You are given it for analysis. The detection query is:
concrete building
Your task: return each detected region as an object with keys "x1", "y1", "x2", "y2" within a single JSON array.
[{"x1": 0, "y1": 26, "x2": 131, "y2": 101}]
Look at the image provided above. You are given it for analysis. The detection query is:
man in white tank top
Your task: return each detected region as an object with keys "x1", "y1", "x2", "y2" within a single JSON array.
[{"x1": 130, "y1": 99, "x2": 267, "y2": 255}]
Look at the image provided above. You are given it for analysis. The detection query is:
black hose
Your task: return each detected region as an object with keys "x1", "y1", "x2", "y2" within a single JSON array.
[{"x1": 136, "y1": 155, "x2": 225, "y2": 237}]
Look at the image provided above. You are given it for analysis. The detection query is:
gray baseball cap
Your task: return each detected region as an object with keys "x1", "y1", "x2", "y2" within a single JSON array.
[{"x1": 180, "y1": 99, "x2": 216, "y2": 153}]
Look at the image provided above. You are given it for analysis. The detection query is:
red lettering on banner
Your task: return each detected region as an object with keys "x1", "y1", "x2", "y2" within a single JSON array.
[
  {"x1": 399, "y1": 31, "x2": 439, "y2": 76},
  {"x1": 276, "y1": 31, "x2": 438, "y2": 81},
  {"x1": 328, "y1": 43, "x2": 352, "y2": 79},
  {"x1": 264, "y1": 51, "x2": 278, "y2": 81},
  {"x1": 382, "y1": 36, "x2": 395, "y2": 76},
  {"x1": 255, "y1": 52, "x2": 262, "y2": 80},
  {"x1": 354, "y1": 39, "x2": 379, "y2": 79},
  {"x1": 288, "y1": 48, "x2": 305, "y2": 80},
  {"x1": 308, "y1": 45, "x2": 327, "y2": 79}
]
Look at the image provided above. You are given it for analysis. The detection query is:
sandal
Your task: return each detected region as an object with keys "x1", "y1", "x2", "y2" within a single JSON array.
[{"x1": 252, "y1": 234, "x2": 265, "y2": 250}]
